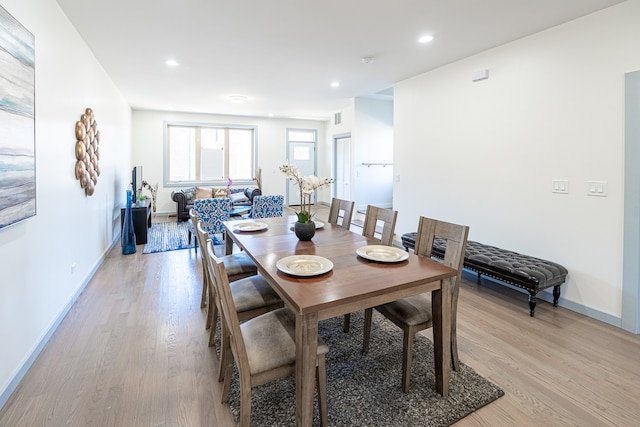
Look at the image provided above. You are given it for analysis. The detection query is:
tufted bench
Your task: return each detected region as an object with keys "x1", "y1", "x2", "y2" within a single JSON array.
[{"x1": 401, "y1": 232, "x2": 568, "y2": 317}]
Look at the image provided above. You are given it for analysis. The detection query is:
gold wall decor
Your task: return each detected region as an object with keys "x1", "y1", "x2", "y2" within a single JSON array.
[{"x1": 74, "y1": 108, "x2": 100, "y2": 196}]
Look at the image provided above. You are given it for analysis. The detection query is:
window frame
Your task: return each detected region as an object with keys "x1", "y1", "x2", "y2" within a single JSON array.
[{"x1": 163, "y1": 120, "x2": 258, "y2": 187}]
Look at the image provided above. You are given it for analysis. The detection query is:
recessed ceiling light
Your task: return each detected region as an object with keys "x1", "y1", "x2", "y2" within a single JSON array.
[
  {"x1": 330, "y1": 82, "x2": 340, "y2": 88},
  {"x1": 418, "y1": 35, "x2": 434, "y2": 44},
  {"x1": 228, "y1": 95, "x2": 248, "y2": 104},
  {"x1": 165, "y1": 59, "x2": 180, "y2": 66}
]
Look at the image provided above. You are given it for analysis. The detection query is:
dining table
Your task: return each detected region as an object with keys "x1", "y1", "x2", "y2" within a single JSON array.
[{"x1": 223, "y1": 215, "x2": 458, "y2": 426}]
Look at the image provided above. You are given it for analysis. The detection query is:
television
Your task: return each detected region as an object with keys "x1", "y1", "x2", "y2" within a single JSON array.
[{"x1": 131, "y1": 166, "x2": 143, "y2": 203}]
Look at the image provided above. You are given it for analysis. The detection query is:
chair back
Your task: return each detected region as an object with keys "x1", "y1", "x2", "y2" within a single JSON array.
[
  {"x1": 327, "y1": 198, "x2": 354, "y2": 230},
  {"x1": 205, "y1": 239, "x2": 251, "y2": 371},
  {"x1": 196, "y1": 219, "x2": 212, "y2": 274},
  {"x1": 362, "y1": 205, "x2": 398, "y2": 246},
  {"x1": 250, "y1": 195, "x2": 284, "y2": 218},
  {"x1": 194, "y1": 197, "x2": 231, "y2": 235},
  {"x1": 189, "y1": 208, "x2": 198, "y2": 232},
  {"x1": 414, "y1": 216, "x2": 469, "y2": 326}
]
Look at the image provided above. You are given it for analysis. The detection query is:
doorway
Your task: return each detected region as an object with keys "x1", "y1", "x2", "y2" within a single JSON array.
[
  {"x1": 286, "y1": 129, "x2": 317, "y2": 206},
  {"x1": 334, "y1": 133, "x2": 352, "y2": 201}
]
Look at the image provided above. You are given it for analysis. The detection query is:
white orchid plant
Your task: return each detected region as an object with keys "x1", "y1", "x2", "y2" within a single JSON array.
[{"x1": 280, "y1": 163, "x2": 334, "y2": 223}]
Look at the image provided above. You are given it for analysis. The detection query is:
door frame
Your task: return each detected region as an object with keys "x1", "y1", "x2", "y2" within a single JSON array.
[
  {"x1": 623, "y1": 70, "x2": 640, "y2": 334},
  {"x1": 333, "y1": 132, "x2": 353, "y2": 202},
  {"x1": 285, "y1": 131, "x2": 318, "y2": 207}
]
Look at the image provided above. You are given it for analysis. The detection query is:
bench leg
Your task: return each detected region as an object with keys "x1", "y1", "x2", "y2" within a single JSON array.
[
  {"x1": 553, "y1": 285, "x2": 561, "y2": 307},
  {"x1": 528, "y1": 292, "x2": 537, "y2": 317}
]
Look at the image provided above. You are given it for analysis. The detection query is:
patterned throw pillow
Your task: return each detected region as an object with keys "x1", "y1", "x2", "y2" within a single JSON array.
[
  {"x1": 196, "y1": 186, "x2": 213, "y2": 199},
  {"x1": 213, "y1": 188, "x2": 228, "y2": 198}
]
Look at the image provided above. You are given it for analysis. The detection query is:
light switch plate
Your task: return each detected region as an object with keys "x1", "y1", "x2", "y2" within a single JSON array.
[
  {"x1": 587, "y1": 181, "x2": 608, "y2": 197},
  {"x1": 552, "y1": 179, "x2": 569, "y2": 194}
]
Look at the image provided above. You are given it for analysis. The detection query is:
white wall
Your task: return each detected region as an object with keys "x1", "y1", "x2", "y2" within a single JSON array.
[
  {"x1": 353, "y1": 97, "x2": 394, "y2": 211},
  {"x1": 0, "y1": 0, "x2": 132, "y2": 407},
  {"x1": 324, "y1": 98, "x2": 394, "y2": 211},
  {"x1": 393, "y1": 1, "x2": 640, "y2": 324},
  {"x1": 131, "y1": 110, "x2": 329, "y2": 214}
]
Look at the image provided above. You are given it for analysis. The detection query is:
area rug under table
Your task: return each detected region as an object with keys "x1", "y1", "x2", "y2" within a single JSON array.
[{"x1": 224, "y1": 311, "x2": 504, "y2": 426}]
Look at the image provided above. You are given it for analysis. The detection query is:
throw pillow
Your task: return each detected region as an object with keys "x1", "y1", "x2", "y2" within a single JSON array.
[
  {"x1": 229, "y1": 192, "x2": 249, "y2": 203},
  {"x1": 213, "y1": 188, "x2": 228, "y2": 198},
  {"x1": 195, "y1": 186, "x2": 213, "y2": 199}
]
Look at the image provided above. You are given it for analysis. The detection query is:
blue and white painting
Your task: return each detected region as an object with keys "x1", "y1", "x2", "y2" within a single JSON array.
[{"x1": 0, "y1": 5, "x2": 35, "y2": 230}]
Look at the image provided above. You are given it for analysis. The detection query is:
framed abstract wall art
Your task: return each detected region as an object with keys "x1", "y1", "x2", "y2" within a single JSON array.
[{"x1": 0, "y1": 5, "x2": 35, "y2": 230}]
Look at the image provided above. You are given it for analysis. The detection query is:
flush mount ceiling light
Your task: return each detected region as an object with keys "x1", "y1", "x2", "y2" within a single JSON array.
[
  {"x1": 330, "y1": 82, "x2": 340, "y2": 88},
  {"x1": 228, "y1": 95, "x2": 248, "y2": 104},
  {"x1": 165, "y1": 59, "x2": 180, "y2": 66},
  {"x1": 418, "y1": 35, "x2": 434, "y2": 44}
]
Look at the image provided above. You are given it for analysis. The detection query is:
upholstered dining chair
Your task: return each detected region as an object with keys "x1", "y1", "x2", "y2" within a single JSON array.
[
  {"x1": 247, "y1": 194, "x2": 284, "y2": 218},
  {"x1": 362, "y1": 216, "x2": 469, "y2": 393},
  {"x1": 205, "y1": 240, "x2": 329, "y2": 427},
  {"x1": 343, "y1": 205, "x2": 398, "y2": 332},
  {"x1": 193, "y1": 197, "x2": 231, "y2": 244},
  {"x1": 327, "y1": 197, "x2": 354, "y2": 230},
  {"x1": 196, "y1": 221, "x2": 271, "y2": 348}
]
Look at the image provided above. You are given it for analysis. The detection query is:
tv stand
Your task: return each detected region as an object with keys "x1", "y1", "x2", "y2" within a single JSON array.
[{"x1": 121, "y1": 199, "x2": 151, "y2": 244}]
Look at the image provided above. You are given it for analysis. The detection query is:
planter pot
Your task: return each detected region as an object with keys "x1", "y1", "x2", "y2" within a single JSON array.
[{"x1": 294, "y1": 221, "x2": 316, "y2": 241}]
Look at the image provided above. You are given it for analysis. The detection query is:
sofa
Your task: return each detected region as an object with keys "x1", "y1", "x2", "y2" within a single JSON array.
[{"x1": 170, "y1": 186, "x2": 261, "y2": 221}]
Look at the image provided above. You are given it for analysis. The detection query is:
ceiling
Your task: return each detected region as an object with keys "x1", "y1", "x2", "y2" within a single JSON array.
[{"x1": 56, "y1": 0, "x2": 624, "y2": 120}]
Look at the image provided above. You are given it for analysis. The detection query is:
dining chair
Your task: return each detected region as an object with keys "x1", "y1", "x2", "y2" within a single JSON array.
[
  {"x1": 196, "y1": 221, "x2": 272, "y2": 348},
  {"x1": 194, "y1": 197, "x2": 231, "y2": 244},
  {"x1": 361, "y1": 205, "x2": 398, "y2": 246},
  {"x1": 327, "y1": 197, "x2": 354, "y2": 230},
  {"x1": 362, "y1": 216, "x2": 469, "y2": 393},
  {"x1": 190, "y1": 210, "x2": 209, "y2": 309},
  {"x1": 205, "y1": 240, "x2": 329, "y2": 427},
  {"x1": 188, "y1": 208, "x2": 199, "y2": 253},
  {"x1": 246, "y1": 194, "x2": 284, "y2": 218},
  {"x1": 343, "y1": 204, "x2": 398, "y2": 332}
]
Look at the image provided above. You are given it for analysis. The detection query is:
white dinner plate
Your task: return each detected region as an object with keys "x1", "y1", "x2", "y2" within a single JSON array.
[
  {"x1": 233, "y1": 221, "x2": 268, "y2": 232},
  {"x1": 276, "y1": 255, "x2": 334, "y2": 277},
  {"x1": 356, "y1": 245, "x2": 409, "y2": 263}
]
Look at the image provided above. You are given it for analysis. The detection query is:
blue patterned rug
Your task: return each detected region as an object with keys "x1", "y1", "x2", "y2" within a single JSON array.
[{"x1": 142, "y1": 221, "x2": 223, "y2": 254}]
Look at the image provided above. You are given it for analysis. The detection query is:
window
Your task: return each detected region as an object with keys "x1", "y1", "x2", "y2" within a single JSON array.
[{"x1": 164, "y1": 122, "x2": 256, "y2": 186}]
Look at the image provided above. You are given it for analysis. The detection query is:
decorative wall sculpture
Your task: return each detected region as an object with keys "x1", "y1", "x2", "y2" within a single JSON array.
[
  {"x1": 74, "y1": 108, "x2": 100, "y2": 196},
  {"x1": 0, "y1": 5, "x2": 36, "y2": 230}
]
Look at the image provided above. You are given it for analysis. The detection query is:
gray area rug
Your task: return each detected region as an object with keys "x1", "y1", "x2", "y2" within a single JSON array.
[{"x1": 224, "y1": 311, "x2": 504, "y2": 426}]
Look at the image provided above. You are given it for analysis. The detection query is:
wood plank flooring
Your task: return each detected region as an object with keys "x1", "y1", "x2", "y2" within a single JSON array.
[{"x1": 1, "y1": 209, "x2": 639, "y2": 426}]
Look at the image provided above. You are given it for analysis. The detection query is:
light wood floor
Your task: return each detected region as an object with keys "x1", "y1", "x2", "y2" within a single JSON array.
[{"x1": 1, "y1": 209, "x2": 639, "y2": 426}]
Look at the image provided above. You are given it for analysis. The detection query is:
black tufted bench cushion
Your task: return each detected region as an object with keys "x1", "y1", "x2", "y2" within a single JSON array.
[{"x1": 401, "y1": 232, "x2": 568, "y2": 317}]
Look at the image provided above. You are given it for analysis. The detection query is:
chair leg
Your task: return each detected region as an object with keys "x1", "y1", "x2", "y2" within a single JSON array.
[
  {"x1": 221, "y1": 357, "x2": 234, "y2": 404},
  {"x1": 451, "y1": 329, "x2": 460, "y2": 371},
  {"x1": 316, "y1": 356, "x2": 328, "y2": 427},
  {"x1": 401, "y1": 329, "x2": 414, "y2": 393},
  {"x1": 238, "y1": 372, "x2": 252, "y2": 427},
  {"x1": 218, "y1": 321, "x2": 232, "y2": 382},
  {"x1": 343, "y1": 313, "x2": 351, "y2": 332},
  {"x1": 362, "y1": 308, "x2": 373, "y2": 354},
  {"x1": 200, "y1": 264, "x2": 207, "y2": 309},
  {"x1": 207, "y1": 299, "x2": 219, "y2": 348}
]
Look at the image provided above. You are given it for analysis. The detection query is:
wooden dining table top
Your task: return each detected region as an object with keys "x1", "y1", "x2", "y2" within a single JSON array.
[{"x1": 223, "y1": 215, "x2": 457, "y2": 426}]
